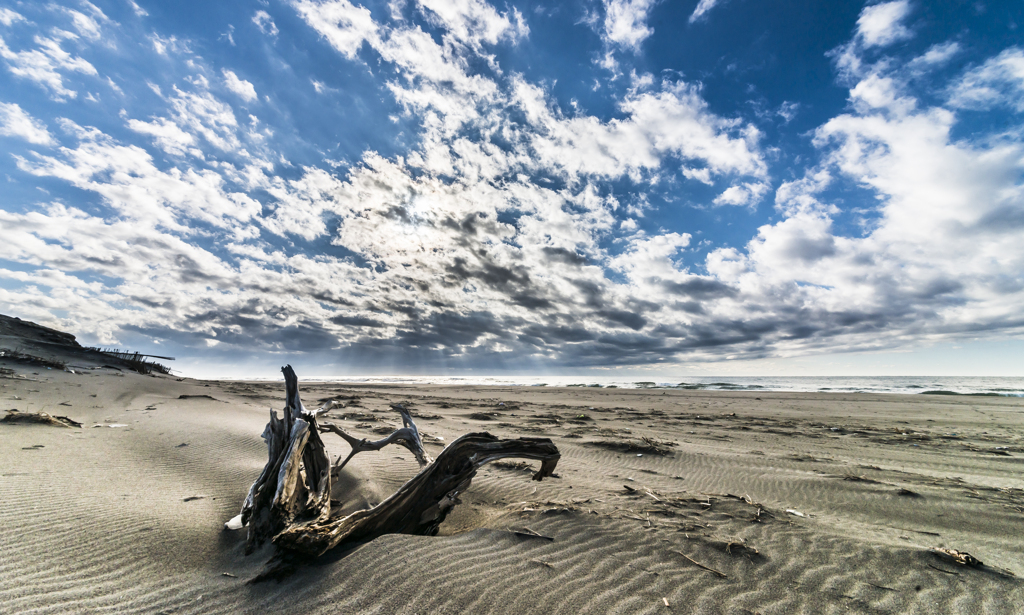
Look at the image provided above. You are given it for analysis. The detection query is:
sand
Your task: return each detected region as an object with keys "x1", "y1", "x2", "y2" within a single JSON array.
[{"x1": 1, "y1": 340, "x2": 1023, "y2": 613}]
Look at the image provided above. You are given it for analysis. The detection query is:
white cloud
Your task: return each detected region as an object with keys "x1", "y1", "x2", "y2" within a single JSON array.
[
  {"x1": 602, "y1": 0, "x2": 657, "y2": 51},
  {"x1": 0, "y1": 102, "x2": 56, "y2": 146},
  {"x1": 0, "y1": 32, "x2": 98, "y2": 100},
  {"x1": 128, "y1": 1, "x2": 148, "y2": 18},
  {"x1": 849, "y1": 73, "x2": 914, "y2": 114},
  {"x1": 711, "y1": 44, "x2": 1024, "y2": 355},
  {"x1": 150, "y1": 33, "x2": 188, "y2": 56},
  {"x1": 293, "y1": 0, "x2": 376, "y2": 58},
  {"x1": 222, "y1": 69, "x2": 258, "y2": 102},
  {"x1": 908, "y1": 41, "x2": 960, "y2": 71},
  {"x1": 417, "y1": 0, "x2": 528, "y2": 47},
  {"x1": 166, "y1": 86, "x2": 242, "y2": 153},
  {"x1": 64, "y1": 9, "x2": 104, "y2": 41},
  {"x1": 688, "y1": 0, "x2": 722, "y2": 24},
  {"x1": 16, "y1": 128, "x2": 261, "y2": 233},
  {"x1": 6, "y1": 0, "x2": 1019, "y2": 370},
  {"x1": 511, "y1": 79, "x2": 766, "y2": 183},
  {"x1": 259, "y1": 166, "x2": 343, "y2": 240},
  {"x1": 713, "y1": 181, "x2": 770, "y2": 207},
  {"x1": 252, "y1": 10, "x2": 279, "y2": 37},
  {"x1": 777, "y1": 101, "x2": 800, "y2": 123},
  {"x1": 0, "y1": 8, "x2": 25, "y2": 26},
  {"x1": 611, "y1": 232, "x2": 691, "y2": 279},
  {"x1": 947, "y1": 47, "x2": 1024, "y2": 112},
  {"x1": 127, "y1": 117, "x2": 198, "y2": 157},
  {"x1": 856, "y1": 1, "x2": 913, "y2": 48}
]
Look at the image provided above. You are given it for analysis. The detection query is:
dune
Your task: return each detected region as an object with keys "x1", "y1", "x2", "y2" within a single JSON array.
[{"x1": 1, "y1": 319, "x2": 1022, "y2": 613}]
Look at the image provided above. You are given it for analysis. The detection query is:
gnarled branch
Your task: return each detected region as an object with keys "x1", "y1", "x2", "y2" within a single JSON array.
[
  {"x1": 319, "y1": 403, "x2": 432, "y2": 473},
  {"x1": 274, "y1": 432, "x2": 559, "y2": 556},
  {"x1": 231, "y1": 365, "x2": 560, "y2": 560}
]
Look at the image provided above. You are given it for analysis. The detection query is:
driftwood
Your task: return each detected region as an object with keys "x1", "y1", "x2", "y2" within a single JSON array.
[
  {"x1": 2, "y1": 410, "x2": 82, "y2": 428},
  {"x1": 231, "y1": 365, "x2": 560, "y2": 558}
]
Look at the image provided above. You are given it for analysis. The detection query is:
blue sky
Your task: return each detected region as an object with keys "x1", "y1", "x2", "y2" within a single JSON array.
[{"x1": 1, "y1": 0, "x2": 1023, "y2": 378}]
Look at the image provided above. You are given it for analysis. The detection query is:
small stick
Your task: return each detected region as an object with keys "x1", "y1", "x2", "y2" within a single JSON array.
[
  {"x1": 531, "y1": 559, "x2": 554, "y2": 568},
  {"x1": 662, "y1": 597, "x2": 670, "y2": 607},
  {"x1": 510, "y1": 527, "x2": 554, "y2": 541},
  {"x1": 671, "y1": 550, "x2": 728, "y2": 578}
]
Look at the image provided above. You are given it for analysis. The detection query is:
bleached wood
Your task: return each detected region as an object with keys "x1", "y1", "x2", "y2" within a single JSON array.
[{"x1": 233, "y1": 365, "x2": 560, "y2": 560}]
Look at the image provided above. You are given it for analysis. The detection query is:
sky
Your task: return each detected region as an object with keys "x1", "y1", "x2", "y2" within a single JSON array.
[{"x1": 1, "y1": 0, "x2": 1023, "y2": 379}]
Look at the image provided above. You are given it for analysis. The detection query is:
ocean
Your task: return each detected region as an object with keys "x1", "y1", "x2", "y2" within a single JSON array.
[{"x1": 308, "y1": 375, "x2": 1024, "y2": 397}]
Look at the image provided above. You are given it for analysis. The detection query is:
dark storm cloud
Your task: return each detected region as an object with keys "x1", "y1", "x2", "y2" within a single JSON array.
[
  {"x1": 394, "y1": 310, "x2": 515, "y2": 348},
  {"x1": 329, "y1": 314, "x2": 386, "y2": 328},
  {"x1": 173, "y1": 254, "x2": 227, "y2": 285},
  {"x1": 541, "y1": 246, "x2": 589, "y2": 266},
  {"x1": 975, "y1": 205, "x2": 1024, "y2": 232},
  {"x1": 784, "y1": 235, "x2": 836, "y2": 262},
  {"x1": 597, "y1": 308, "x2": 647, "y2": 330},
  {"x1": 661, "y1": 278, "x2": 738, "y2": 300},
  {"x1": 520, "y1": 323, "x2": 596, "y2": 343},
  {"x1": 443, "y1": 254, "x2": 554, "y2": 309}
]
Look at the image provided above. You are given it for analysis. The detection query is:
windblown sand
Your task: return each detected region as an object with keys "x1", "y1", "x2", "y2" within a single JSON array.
[{"x1": 1, "y1": 360, "x2": 1022, "y2": 613}]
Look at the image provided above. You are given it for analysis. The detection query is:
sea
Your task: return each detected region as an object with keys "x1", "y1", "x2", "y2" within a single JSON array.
[{"x1": 308, "y1": 375, "x2": 1024, "y2": 397}]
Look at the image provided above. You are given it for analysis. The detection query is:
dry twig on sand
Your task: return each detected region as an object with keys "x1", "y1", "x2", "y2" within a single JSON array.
[{"x1": 671, "y1": 549, "x2": 728, "y2": 578}]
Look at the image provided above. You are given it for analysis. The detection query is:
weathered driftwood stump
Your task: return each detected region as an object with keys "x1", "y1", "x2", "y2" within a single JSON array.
[{"x1": 231, "y1": 365, "x2": 560, "y2": 558}]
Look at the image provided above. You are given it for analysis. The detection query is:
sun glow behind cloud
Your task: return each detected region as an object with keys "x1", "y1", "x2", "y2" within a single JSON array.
[{"x1": 0, "y1": 0, "x2": 1022, "y2": 377}]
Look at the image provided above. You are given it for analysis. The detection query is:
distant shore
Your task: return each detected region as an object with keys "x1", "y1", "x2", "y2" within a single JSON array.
[{"x1": 207, "y1": 373, "x2": 1024, "y2": 398}]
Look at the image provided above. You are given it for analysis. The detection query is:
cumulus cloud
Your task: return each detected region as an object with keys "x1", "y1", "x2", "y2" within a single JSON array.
[
  {"x1": 417, "y1": 0, "x2": 528, "y2": 47},
  {"x1": 3, "y1": 0, "x2": 1023, "y2": 372},
  {"x1": 127, "y1": 116, "x2": 199, "y2": 157},
  {"x1": 907, "y1": 41, "x2": 960, "y2": 71},
  {"x1": 0, "y1": 102, "x2": 56, "y2": 145},
  {"x1": 856, "y1": 0, "x2": 913, "y2": 48},
  {"x1": 512, "y1": 78, "x2": 766, "y2": 183},
  {"x1": 165, "y1": 85, "x2": 243, "y2": 153},
  {"x1": 0, "y1": 8, "x2": 26, "y2": 26},
  {"x1": 252, "y1": 10, "x2": 279, "y2": 37},
  {"x1": 947, "y1": 48, "x2": 1024, "y2": 112},
  {"x1": 0, "y1": 0, "x2": 778, "y2": 368},
  {"x1": 294, "y1": 0, "x2": 377, "y2": 58},
  {"x1": 16, "y1": 126, "x2": 261, "y2": 233},
  {"x1": 713, "y1": 44, "x2": 1024, "y2": 356},
  {"x1": 602, "y1": 0, "x2": 657, "y2": 51},
  {"x1": 62, "y1": 7, "x2": 105, "y2": 41},
  {"x1": 222, "y1": 69, "x2": 258, "y2": 102},
  {"x1": 714, "y1": 181, "x2": 770, "y2": 207},
  {"x1": 0, "y1": 31, "x2": 98, "y2": 100}
]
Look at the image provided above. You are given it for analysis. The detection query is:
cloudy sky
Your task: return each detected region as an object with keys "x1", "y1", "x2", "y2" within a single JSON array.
[{"x1": 1, "y1": 0, "x2": 1023, "y2": 378}]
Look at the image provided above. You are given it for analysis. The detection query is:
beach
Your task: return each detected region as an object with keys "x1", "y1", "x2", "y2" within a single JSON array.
[{"x1": 2, "y1": 350, "x2": 1023, "y2": 614}]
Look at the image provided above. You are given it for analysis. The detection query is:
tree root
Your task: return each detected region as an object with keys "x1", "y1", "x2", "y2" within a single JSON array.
[{"x1": 231, "y1": 365, "x2": 560, "y2": 559}]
